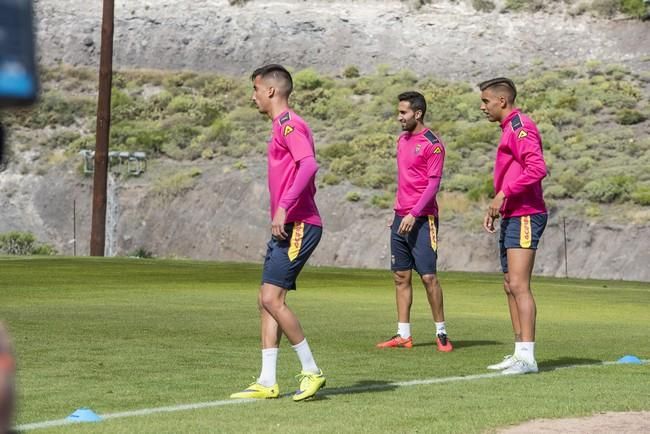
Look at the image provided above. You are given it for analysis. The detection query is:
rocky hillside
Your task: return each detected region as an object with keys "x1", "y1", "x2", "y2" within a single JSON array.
[
  {"x1": 36, "y1": 0, "x2": 650, "y2": 80},
  {"x1": 0, "y1": 0, "x2": 648, "y2": 281}
]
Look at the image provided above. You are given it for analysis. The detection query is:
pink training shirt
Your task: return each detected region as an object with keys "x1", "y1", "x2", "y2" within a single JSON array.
[
  {"x1": 495, "y1": 109, "x2": 547, "y2": 218},
  {"x1": 394, "y1": 128, "x2": 445, "y2": 217},
  {"x1": 267, "y1": 110, "x2": 322, "y2": 227}
]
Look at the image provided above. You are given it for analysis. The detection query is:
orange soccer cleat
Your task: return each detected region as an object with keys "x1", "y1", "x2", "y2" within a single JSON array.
[
  {"x1": 376, "y1": 335, "x2": 413, "y2": 348},
  {"x1": 436, "y1": 333, "x2": 453, "y2": 352}
]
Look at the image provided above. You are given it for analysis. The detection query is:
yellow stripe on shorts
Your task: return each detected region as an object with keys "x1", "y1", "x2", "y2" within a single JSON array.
[
  {"x1": 520, "y1": 215, "x2": 532, "y2": 248},
  {"x1": 427, "y1": 216, "x2": 438, "y2": 252},
  {"x1": 288, "y1": 222, "x2": 304, "y2": 262}
]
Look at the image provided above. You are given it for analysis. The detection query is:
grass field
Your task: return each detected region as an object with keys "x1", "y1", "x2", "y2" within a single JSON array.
[{"x1": 0, "y1": 257, "x2": 648, "y2": 433}]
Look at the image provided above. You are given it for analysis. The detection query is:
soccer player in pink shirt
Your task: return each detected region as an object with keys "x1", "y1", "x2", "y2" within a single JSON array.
[
  {"x1": 479, "y1": 77, "x2": 548, "y2": 375},
  {"x1": 376, "y1": 91, "x2": 453, "y2": 353},
  {"x1": 0, "y1": 322, "x2": 15, "y2": 433},
  {"x1": 230, "y1": 64, "x2": 325, "y2": 401}
]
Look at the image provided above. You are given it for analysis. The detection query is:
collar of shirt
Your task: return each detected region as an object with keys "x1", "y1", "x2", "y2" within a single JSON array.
[
  {"x1": 500, "y1": 108, "x2": 521, "y2": 130},
  {"x1": 402, "y1": 127, "x2": 429, "y2": 140}
]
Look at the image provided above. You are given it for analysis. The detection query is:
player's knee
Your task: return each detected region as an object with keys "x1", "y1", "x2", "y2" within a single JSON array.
[
  {"x1": 507, "y1": 278, "x2": 529, "y2": 296},
  {"x1": 393, "y1": 272, "x2": 410, "y2": 290},
  {"x1": 259, "y1": 292, "x2": 282, "y2": 312},
  {"x1": 420, "y1": 273, "x2": 438, "y2": 287},
  {"x1": 503, "y1": 275, "x2": 512, "y2": 295}
]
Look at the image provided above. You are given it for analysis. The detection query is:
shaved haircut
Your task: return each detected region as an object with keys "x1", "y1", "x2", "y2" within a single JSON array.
[
  {"x1": 478, "y1": 77, "x2": 517, "y2": 104},
  {"x1": 251, "y1": 64, "x2": 293, "y2": 97}
]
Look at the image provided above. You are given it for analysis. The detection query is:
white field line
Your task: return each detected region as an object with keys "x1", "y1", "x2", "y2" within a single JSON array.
[{"x1": 15, "y1": 359, "x2": 647, "y2": 431}]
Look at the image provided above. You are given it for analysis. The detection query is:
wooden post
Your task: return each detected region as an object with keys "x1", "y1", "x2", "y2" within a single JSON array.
[{"x1": 90, "y1": 0, "x2": 114, "y2": 256}]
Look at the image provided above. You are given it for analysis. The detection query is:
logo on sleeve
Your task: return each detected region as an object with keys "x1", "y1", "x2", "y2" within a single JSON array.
[
  {"x1": 283, "y1": 125, "x2": 294, "y2": 137},
  {"x1": 433, "y1": 146, "x2": 442, "y2": 154},
  {"x1": 517, "y1": 130, "x2": 528, "y2": 139},
  {"x1": 510, "y1": 114, "x2": 523, "y2": 131}
]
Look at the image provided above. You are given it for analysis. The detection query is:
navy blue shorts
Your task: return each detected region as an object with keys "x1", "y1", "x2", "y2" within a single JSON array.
[
  {"x1": 261, "y1": 222, "x2": 322, "y2": 290},
  {"x1": 390, "y1": 213, "x2": 439, "y2": 276},
  {"x1": 499, "y1": 213, "x2": 548, "y2": 273}
]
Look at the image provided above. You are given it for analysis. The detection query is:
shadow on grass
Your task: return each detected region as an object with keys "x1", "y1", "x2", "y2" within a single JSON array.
[
  {"x1": 539, "y1": 357, "x2": 603, "y2": 370},
  {"x1": 279, "y1": 380, "x2": 398, "y2": 402},
  {"x1": 320, "y1": 380, "x2": 398, "y2": 397},
  {"x1": 412, "y1": 340, "x2": 501, "y2": 349}
]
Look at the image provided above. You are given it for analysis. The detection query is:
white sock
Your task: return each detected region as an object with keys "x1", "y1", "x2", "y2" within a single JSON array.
[
  {"x1": 292, "y1": 338, "x2": 319, "y2": 374},
  {"x1": 257, "y1": 348, "x2": 278, "y2": 387},
  {"x1": 514, "y1": 341, "x2": 523, "y2": 356},
  {"x1": 397, "y1": 322, "x2": 411, "y2": 338},
  {"x1": 515, "y1": 342, "x2": 535, "y2": 363},
  {"x1": 435, "y1": 321, "x2": 446, "y2": 335}
]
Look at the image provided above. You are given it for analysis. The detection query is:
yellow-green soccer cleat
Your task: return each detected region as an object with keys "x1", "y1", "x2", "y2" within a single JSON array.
[
  {"x1": 293, "y1": 370, "x2": 326, "y2": 402},
  {"x1": 230, "y1": 382, "x2": 279, "y2": 399}
]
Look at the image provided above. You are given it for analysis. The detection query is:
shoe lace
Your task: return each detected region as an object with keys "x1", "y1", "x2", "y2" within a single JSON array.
[
  {"x1": 510, "y1": 358, "x2": 529, "y2": 369},
  {"x1": 294, "y1": 372, "x2": 312, "y2": 389}
]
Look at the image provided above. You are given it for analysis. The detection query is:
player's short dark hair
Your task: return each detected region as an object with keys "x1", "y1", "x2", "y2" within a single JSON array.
[
  {"x1": 478, "y1": 77, "x2": 517, "y2": 103},
  {"x1": 398, "y1": 91, "x2": 427, "y2": 118},
  {"x1": 251, "y1": 64, "x2": 293, "y2": 97}
]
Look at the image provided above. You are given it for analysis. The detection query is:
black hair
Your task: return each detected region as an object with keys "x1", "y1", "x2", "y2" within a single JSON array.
[
  {"x1": 478, "y1": 77, "x2": 517, "y2": 103},
  {"x1": 398, "y1": 91, "x2": 427, "y2": 118},
  {"x1": 251, "y1": 64, "x2": 293, "y2": 96}
]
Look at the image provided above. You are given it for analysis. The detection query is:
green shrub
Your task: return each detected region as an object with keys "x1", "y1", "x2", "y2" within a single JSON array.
[
  {"x1": 343, "y1": 66, "x2": 360, "y2": 79},
  {"x1": 130, "y1": 247, "x2": 154, "y2": 258},
  {"x1": 472, "y1": 0, "x2": 495, "y2": 12},
  {"x1": 151, "y1": 168, "x2": 202, "y2": 199},
  {"x1": 545, "y1": 184, "x2": 569, "y2": 199},
  {"x1": 111, "y1": 121, "x2": 168, "y2": 154},
  {"x1": 321, "y1": 173, "x2": 341, "y2": 186},
  {"x1": 0, "y1": 231, "x2": 57, "y2": 256},
  {"x1": 354, "y1": 162, "x2": 395, "y2": 189},
  {"x1": 631, "y1": 185, "x2": 650, "y2": 205},
  {"x1": 620, "y1": 0, "x2": 647, "y2": 17},
  {"x1": 370, "y1": 192, "x2": 393, "y2": 209},
  {"x1": 557, "y1": 170, "x2": 585, "y2": 196},
  {"x1": 318, "y1": 142, "x2": 355, "y2": 160},
  {"x1": 294, "y1": 68, "x2": 327, "y2": 91},
  {"x1": 41, "y1": 130, "x2": 81, "y2": 149},
  {"x1": 616, "y1": 109, "x2": 647, "y2": 125},
  {"x1": 161, "y1": 115, "x2": 202, "y2": 152},
  {"x1": 446, "y1": 174, "x2": 481, "y2": 192},
  {"x1": 345, "y1": 191, "x2": 362, "y2": 202},
  {"x1": 582, "y1": 176, "x2": 635, "y2": 203},
  {"x1": 590, "y1": 0, "x2": 620, "y2": 17},
  {"x1": 68, "y1": 135, "x2": 96, "y2": 153},
  {"x1": 467, "y1": 176, "x2": 494, "y2": 201},
  {"x1": 12, "y1": 93, "x2": 93, "y2": 128}
]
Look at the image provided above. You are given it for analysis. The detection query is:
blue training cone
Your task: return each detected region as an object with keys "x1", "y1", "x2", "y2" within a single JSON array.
[
  {"x1": 617, "y1": 355, "x2": 642, "y2": 364},
  {"x1": 66, "y1": 407, "x2": 102, "y2": 422}
]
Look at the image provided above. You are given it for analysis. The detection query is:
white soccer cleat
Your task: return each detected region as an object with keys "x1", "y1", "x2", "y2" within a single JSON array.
[
  {"x1": 501, "y1": 359, "x2": 538, "y2": 375},
  {"x1": 487, "y1": 355, "x2": 516, "y2": 370}
]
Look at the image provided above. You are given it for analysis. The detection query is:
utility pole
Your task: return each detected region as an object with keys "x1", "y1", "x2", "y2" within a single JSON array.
[{"x1": 90, "y1": 0, "x2": 114, "y2": 256}]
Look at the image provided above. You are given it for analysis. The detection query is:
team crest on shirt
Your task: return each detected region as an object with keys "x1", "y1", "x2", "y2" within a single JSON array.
[
  {"x1": 433, "y1": 146, "x2": 442, "y2": 154},
  {"x1": 283, "y1": 125, "x2": 294, "y2": 137},
  {"x1": 415, "y1": 144, "x2": 422, "y2": 154},
  {"x1": 518, "y1": 130, "x2": 528, "y2": 139}
]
